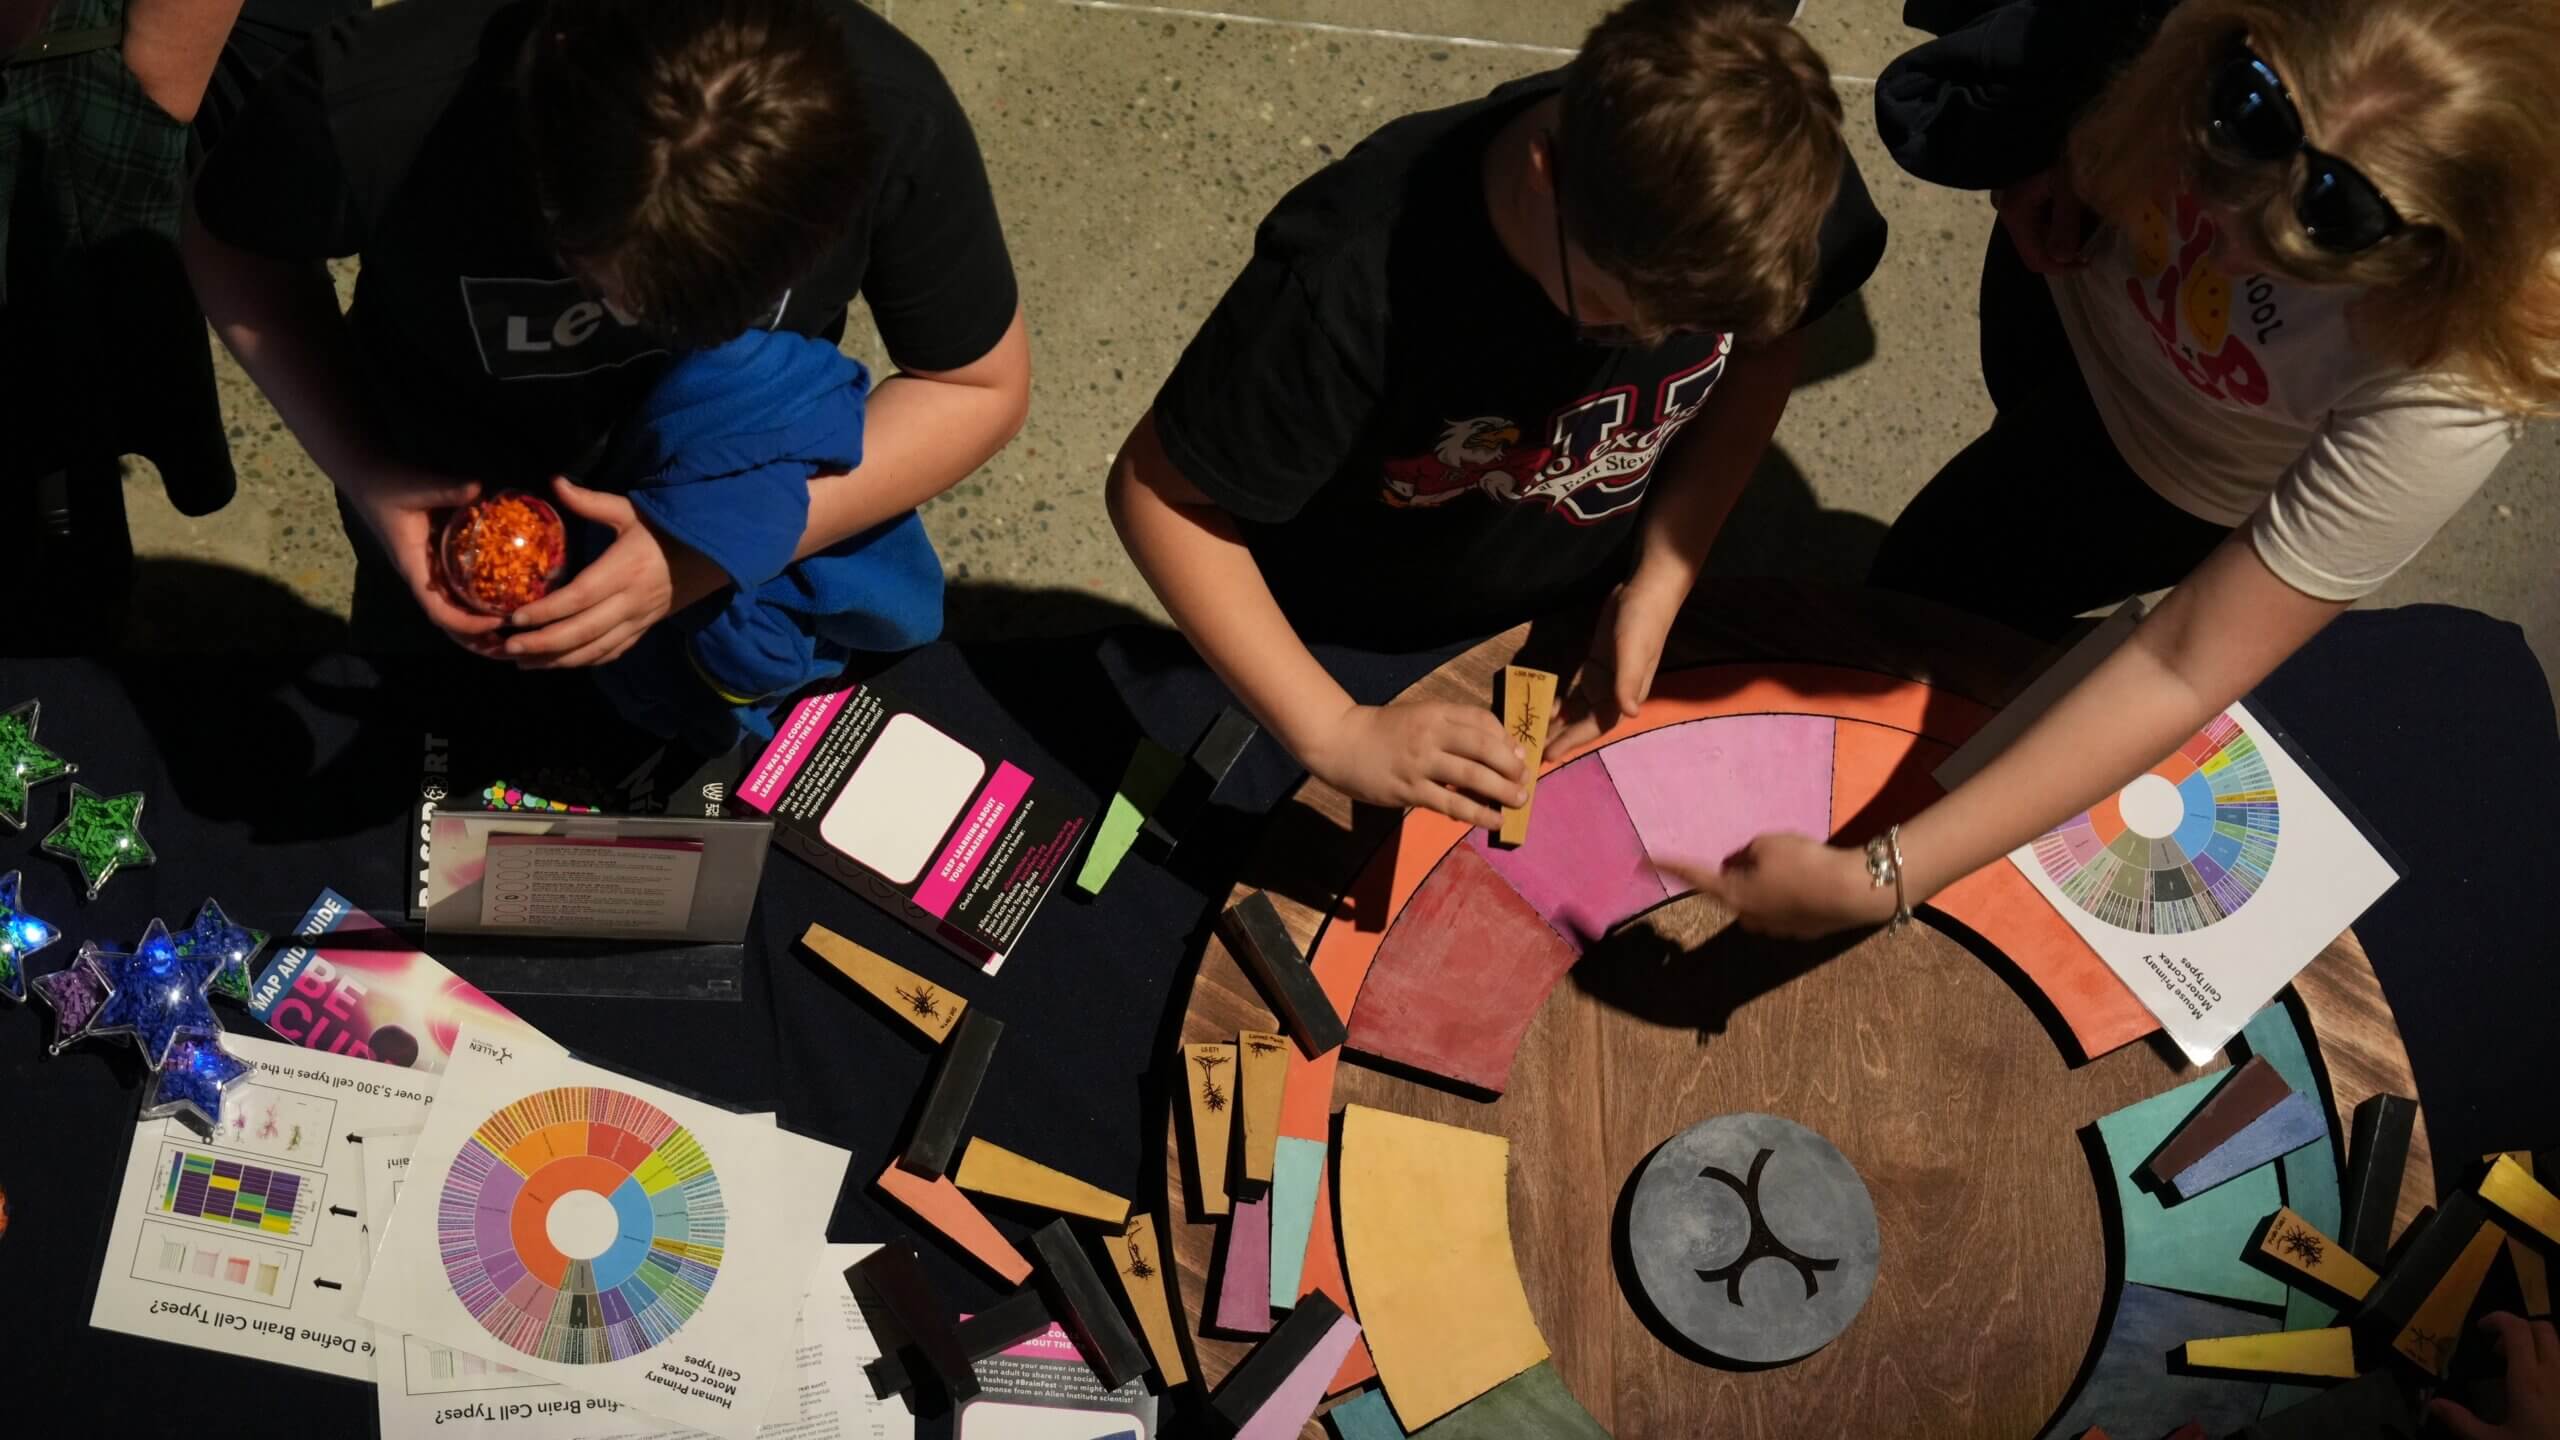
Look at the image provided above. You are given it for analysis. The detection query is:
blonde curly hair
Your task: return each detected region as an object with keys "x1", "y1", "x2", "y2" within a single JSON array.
[{"x1": 2069, "y1": 0, "x2": 2560, "y2": 415}]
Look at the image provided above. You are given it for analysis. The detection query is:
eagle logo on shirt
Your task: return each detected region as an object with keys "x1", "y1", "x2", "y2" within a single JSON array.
[
  {"x1": 1382, "y1": 417, "x2": 1555, "y2": 507},
  {"x1": 1377, "y1": 348, "x2": 1732, "y2": 523}
]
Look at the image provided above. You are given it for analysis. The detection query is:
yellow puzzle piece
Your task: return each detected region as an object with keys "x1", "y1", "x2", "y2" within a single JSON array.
[
  {"x1": 801, "y1": 924, "x2": 965, "y2": 1043},
  {"x1": 2180, "y1": 1327, "x2": 2358, "y2": 1380},
  {"x1": 1497, "y1": 667, "x2": 1557, "y2": 848},
  {"x1": 954, "y1": 1139, "x2": 1130, "y2": 1226},
  {"x1": 1238, "y1": 1030, "x2": 1289, "y2": 1193}
]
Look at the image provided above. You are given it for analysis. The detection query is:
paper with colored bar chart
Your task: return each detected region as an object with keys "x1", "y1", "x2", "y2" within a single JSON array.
[
  {"x1": 359, "y1": 1026, "x2": 851, "y2": 1440},
  {"x1": 2009, "y1": 699, "x2": 2397, "y2": 1062},
  {"x1": 91, "y1": 1034, "x2": 437, "y2": 1377}
]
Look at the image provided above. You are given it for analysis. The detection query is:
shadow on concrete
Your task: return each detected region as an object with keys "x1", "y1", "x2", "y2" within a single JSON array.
[
  {"x1": 123, "y1": 555, "x2": 354, "y2": 652},
  {"x1": 1704, "y1": 442, "x2": 1894, "y2": 588},
  {"x1": 1796, "y1": 292, "x2": 1879, "y2": 389}
]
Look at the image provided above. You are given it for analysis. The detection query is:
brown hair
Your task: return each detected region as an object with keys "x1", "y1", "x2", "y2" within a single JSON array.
[
  {"x1": 2070, "y1": 0, "x2": 2560, "y2": 414},
  {"x1": 519, "y1": 0, "x2": 866, "y2": 348},
  {"x1": 1558, "y1": 0, "x2": 1847, "y2": 344}
]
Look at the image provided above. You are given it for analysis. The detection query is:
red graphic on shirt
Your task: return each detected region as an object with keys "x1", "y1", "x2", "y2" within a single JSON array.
[
  {"x1": 1379, "y1": 346, "x2": 1729, "y2": 523},
  {"x1": 2121, "y1": 194, "x2": 2271, "y2": 407},
  {"x1": 1383, "y1": 418, "x2": 1557, "y2": 507}
]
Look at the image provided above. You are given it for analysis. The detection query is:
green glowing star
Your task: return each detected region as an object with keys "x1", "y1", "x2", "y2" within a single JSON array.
[
  {"x1": 43, "y1": 785, "x2": 156, "y2": 899},
  {"x1": 0, "y1": 699, "x2": 76, "y2": 830}
]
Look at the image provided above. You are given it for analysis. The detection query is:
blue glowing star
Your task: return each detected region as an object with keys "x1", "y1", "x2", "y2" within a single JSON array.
[
  {"x1": 171, "y1": 898, "x2": 271, "y2": 1006},
  {"x1": 86, "y1": 919, "x2": 220, "y2": 1069},
  {"x1": 145, "y1": 1029, "x2": 254, "y2": 1132},
  {"x1": 0, "y1": 870, "x2": 62, "y2": 1003}
]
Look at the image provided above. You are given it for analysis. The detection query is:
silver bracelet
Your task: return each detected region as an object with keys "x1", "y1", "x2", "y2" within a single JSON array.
[{"x1": 1864, "y1": 824, "x2": 1913, "y2": 931}]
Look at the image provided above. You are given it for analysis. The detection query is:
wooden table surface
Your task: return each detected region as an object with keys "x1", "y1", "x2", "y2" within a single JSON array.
[{"x1": 1161, "y1": 582, "x2": 2430, "y2": 1439}]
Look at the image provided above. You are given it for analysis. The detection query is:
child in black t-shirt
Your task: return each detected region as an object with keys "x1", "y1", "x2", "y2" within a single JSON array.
[
  {"x1": 1107, "y1": 0, "x2": 1884, "y2": 830},
  {"x1": 183, "y1": 0, "x2": 1027, "y2": 661}
]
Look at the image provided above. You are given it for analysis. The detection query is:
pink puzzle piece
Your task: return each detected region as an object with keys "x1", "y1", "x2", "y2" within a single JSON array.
[
  {"x1": 1600, "y1": 715, "x2": 1836, "y2": 873},
  {"x1": 1213, "y1": 1192, "x2": 1274, "y2": 1335},
  {"x1": 1468, "y1": 754, "x2": 1668, "y2": 949}
]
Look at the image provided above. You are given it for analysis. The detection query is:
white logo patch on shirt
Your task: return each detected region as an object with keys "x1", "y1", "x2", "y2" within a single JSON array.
[{"x1": 458, "y1": 277, "x2": 790, "y2": 380}]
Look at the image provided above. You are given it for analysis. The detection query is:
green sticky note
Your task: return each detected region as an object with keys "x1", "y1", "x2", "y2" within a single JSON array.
[
  {"x1": 2099, "y1": 1070, "x2": 2289, "y2": 1308},
  {"x1": 1076, "y1": 739, "x2": 1182, "y2": 895}
]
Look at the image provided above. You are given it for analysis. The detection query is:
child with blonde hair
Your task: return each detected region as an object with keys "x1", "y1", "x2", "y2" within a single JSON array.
[{"x1": 1673, "y1": 0, "x2": 2560, "y2": 934}]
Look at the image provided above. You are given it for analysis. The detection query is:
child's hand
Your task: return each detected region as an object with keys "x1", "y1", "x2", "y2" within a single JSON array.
[
  {"x1": 2432, "y1": 1315, "x2": 2560, "y2": 1440},
  {"x1": 1656, "y1": 834, "x2": 1893, "y2": 940},
  {"x1": 339, "y1": 463, "x2": 506, "y2": 648},
  {"x1": 504, "y1": 477, "x2": 725, "y2": 669},
  {"x1": 1552, "y1": 578, "x2": 1681, "y2": 757},
  {"x1": 1305, "y1": 701, "x2": 1527, "y2": 830}
]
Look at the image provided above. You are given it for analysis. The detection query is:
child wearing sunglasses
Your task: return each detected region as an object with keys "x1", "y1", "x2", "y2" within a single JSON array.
[
  {"x1": 1667, "y1": 0, "x2": 2560, "y2": 935},
  {"x1": 1106, "y1": 0, "x2": 1883, "y2": 830}
]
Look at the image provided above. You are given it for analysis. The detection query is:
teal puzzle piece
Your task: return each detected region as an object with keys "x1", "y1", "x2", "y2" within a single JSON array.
[
  {"x1": 1326, "y1": 1389, "x2": 1404, "y2": 1440},
  {"x1": 2099, "y1": 1069, "x2": 2289, "y2": 1308},
  {"x1": 1269, "y1": 1137, "x2": 1326, "y2": 1311}
]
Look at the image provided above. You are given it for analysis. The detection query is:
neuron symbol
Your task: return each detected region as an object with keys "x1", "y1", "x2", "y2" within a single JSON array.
[
  {"x1": 1511, "y1": 704, "x2": 1541, "y2": 748},
  {"x1": 1193, "y1": 1053, "x2": 1230, "y2": 1114},
  {"x1": 1243, "y1": 1035, "x2": 1284, "y2": 1057},
  {"x1": 897, "y1": 984, "x2": 944, "y2": 1024},
  {"x1": 2404, "y1": 1327, "x2": 2454, "y2": 1370},
  {"x1": 1693, "y1": 1148, "x2": 1841, "y2": 1306},
  {"x1": 1122, "y1": 1220, "x2": 1157, "y2": 1281},
  {"x1": 2275, "y1": 1221, "x2": 2326, "y2": 1267}
]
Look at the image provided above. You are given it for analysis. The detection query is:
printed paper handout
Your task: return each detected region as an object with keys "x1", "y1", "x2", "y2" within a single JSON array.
[
  {"x1": 616, "y1": 1244, "x2": 913, "y2": 1440},
  {"x1": 91, "y1": 1035, "x2": 437, "y2": 1378},
  {"x1": 738, "y1": 683, "x2": 1089, "y2": 973},
  {"x1": 955, "y1": 1322, "x2": 1157, "y2": 1438},
  {"x1": 247, "y1": 888, "x2": 547, "y2": 1071},
  {"x1": 2008, "y1": 699, "x2": 2396, "y2": 1061},
  {"x1": 365, "y1": 1128, "x2": 581, "y2": 1438},
  {"x1": 359, "y1": 1026, "x2": 852, "y2": 1440}
]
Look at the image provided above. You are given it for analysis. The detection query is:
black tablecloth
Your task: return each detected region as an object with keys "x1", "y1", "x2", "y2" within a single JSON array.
[{"x1": 2, "y1": 605, "x2": 2552, "y2": 1438}]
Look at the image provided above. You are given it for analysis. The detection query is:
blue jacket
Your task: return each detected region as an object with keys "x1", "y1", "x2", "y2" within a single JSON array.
[{"x1": 595, "y1": 330, "x2": 943, "y2": 747}]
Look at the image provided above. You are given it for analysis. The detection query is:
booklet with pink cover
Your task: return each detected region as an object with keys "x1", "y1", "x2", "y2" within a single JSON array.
[{"x1": 244, "y1": 889, "x2": 547, "y2": 1071}]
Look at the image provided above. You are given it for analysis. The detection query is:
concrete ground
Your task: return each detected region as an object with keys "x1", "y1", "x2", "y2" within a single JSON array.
[{"x1": 126, "y1": 0, "x2": 2557, "y2": 695}]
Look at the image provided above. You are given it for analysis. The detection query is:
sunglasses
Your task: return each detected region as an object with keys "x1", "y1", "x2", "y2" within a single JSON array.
[{"x1": 2205, "y1": 42, "x2": 2404, "y2": 255}]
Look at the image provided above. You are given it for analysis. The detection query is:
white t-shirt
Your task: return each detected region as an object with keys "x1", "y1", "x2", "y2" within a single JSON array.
[{"x1": 2048, "y1": 191, "x2": 2517, "y2": 601}]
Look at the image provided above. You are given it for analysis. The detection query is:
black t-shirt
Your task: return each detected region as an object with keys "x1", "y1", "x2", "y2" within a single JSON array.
[
  {"x1": 1153, "y1": 71, "x2": 1886, "y2": 646},
  {"x1": 194, "y1": 0, "x2": 1018, "y2": 478}
]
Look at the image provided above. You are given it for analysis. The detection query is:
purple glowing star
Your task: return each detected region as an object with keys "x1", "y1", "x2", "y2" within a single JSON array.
[
  {"x1": 30, "y1": 953, "x2": 109, "y2": 1054},
  {"x1": 86, "y1": 920, "x2": 220, "y2": 1069}
]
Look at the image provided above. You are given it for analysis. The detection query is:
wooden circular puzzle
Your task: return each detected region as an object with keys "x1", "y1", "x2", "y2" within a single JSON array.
[{"x1": 1166, "y1": 584, "x2": 2433, "y2": 1440}]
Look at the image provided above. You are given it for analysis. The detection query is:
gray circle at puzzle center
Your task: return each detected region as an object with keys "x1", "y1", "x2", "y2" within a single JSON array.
[{"x1": 1625, "y1": 1111, "x2": 1882, "y2": 1365}]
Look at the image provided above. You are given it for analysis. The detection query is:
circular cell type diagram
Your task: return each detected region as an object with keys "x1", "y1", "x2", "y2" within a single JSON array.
[
  {"x1": 2031, "y1": 711, "x2": 2279, "y2": 935},
  {"x1": 1624, "y1": 1113, "x2": 1881, "y2": 1366},
  {"x1": 438, "y1": 1086, "x2": 725, "y2": 1365}
]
